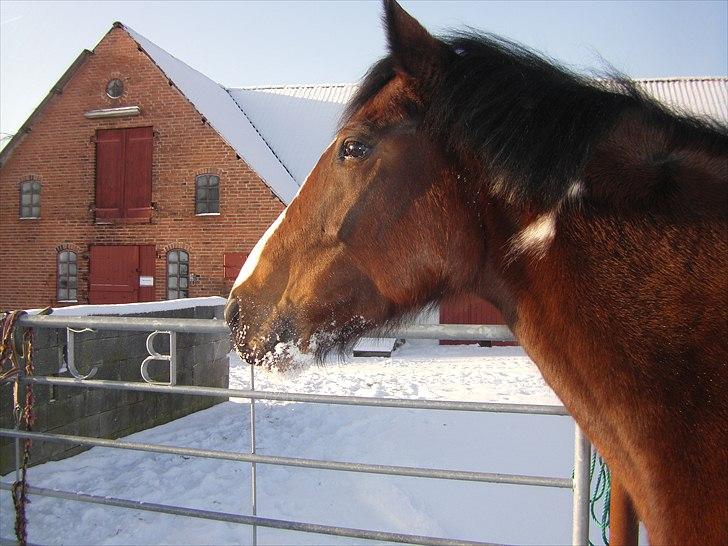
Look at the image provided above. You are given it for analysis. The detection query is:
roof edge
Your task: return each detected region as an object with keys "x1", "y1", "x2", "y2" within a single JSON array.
[
  {"x1": 634, "y1": 76, "x2": 728, "y2": 83},
  {"x1": 230, "y1": 83, "x2": 356, "y2": 91},
  {"x1": 223, "y1": 88, "x2": 298, "y2": 184},
  {"x1": 0, "y1": 49, "x2": 93, "y2": 167},
  {"x1": 230, "y1": 76, "x2": 727, "y2": 93},
  {"x1": 120, "y1": 22, "x2": 296, "y2": 204},
  {"x1": 118, "y1": 22, "x2": 216, "y2": 95}
]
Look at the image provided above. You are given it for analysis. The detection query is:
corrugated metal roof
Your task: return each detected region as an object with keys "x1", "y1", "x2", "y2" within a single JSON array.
[
  {"x1": 636, "y1": 77, "x2": 727, "y2": 124},
  {"x1": 230, "y1": 78, "x2": 727, "y2": 188},
  {"x1": 228, "y1": 85, "x2": 357, "y2": 183}
]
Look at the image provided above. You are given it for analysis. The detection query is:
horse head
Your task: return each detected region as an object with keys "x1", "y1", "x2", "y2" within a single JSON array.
[
  {"x1": 225, "y1": 1, "x2": 487, "y2": 365},
  {"x1": 225, "y1": 1, "x2": 728, "y2": 543}
]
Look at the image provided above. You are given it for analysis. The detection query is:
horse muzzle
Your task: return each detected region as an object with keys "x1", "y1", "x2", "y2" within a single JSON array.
[{"x1": 225, "y1": 295, "x2": 301, "y2": 367}]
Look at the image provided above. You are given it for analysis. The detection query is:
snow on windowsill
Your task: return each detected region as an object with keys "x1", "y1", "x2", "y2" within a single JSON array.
[
  {"x1": 195, "y1": 212, "x2": 221, "y2": 216},
  {"x1": 26, "y1": 296, "x2": 227, "y2": 316},
  {"x1": 19, "y1": 217, "x2": 40, "y2": 220}
]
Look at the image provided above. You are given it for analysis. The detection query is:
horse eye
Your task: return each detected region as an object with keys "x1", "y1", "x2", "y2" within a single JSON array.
[{"x1": 341, "y1": 139, "x2": 370, "y2": 160}]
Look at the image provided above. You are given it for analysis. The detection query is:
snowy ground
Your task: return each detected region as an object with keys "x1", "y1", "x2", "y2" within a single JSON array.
[{"x1": 1, "y1": 340, "x2": 590, "y2": 545}]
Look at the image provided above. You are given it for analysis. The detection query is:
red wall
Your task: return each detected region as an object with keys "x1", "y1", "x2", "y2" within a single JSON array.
[
  {"x1": 440, "y1": 294, "x2": 506, "y2": 325},
  {"x1": 440, "y1": 294, "x2": 515, "y2": 345},
  {"x1": 0, "y1": 27, "x2": 285, "y2": 309}
]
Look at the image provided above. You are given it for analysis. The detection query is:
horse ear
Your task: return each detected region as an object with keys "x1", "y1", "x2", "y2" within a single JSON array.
[{"x1": 383, "y1": 0, "x2": 442, "y2": 78}]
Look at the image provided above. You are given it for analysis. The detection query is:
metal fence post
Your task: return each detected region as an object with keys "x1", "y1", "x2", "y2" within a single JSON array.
[
  {"x1": 572, "y1": 425, "x2": 591, "y2": 546},
  {"x1": 14, "y1": 351, "x2": 25, "y2": 483},
  {"x1": 249, "y1": 359, "x2": 258, "y2": 546}
]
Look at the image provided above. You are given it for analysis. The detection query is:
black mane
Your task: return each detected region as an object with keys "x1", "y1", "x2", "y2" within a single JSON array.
[{"x1": 344, "y1": 32, "x2": 728, "y2": 208}]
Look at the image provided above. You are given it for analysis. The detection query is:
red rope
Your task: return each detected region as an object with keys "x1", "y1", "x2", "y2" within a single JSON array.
[{"x1": 1, "y1": 311, "x2": 34, "y2": 545}]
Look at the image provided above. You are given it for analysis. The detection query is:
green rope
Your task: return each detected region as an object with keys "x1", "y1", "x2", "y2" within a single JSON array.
[
  {"x1": 574, "y1": 450, "x2": 612, "y2": 546},
  {"x1": 589, "y1": 452, "x2": 611, "y2": 546},
  {"x1": 585, "y1": 452, "x2": 610, "y2": 546}
]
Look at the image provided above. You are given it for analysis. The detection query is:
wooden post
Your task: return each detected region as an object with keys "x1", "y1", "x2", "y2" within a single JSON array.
[{"x1": 610, "y1": 474, "x2": 639, "y2": 546}]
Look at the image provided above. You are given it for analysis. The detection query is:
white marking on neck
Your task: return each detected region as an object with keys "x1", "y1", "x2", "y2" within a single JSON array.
[
  {"x1": 230, "y1": 139, "x2": 337, "y2": 292},
  {"x1": 511, "y1": 210, "x2": 557, "y2": 260},
  {"x1": 566, "y1": 180, "x2": 585, "y2": 201}
]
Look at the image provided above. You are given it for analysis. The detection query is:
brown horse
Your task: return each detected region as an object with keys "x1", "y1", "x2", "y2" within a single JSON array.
[{"x1": 226, "y1": 1, "x2": 728, "y2": 542}]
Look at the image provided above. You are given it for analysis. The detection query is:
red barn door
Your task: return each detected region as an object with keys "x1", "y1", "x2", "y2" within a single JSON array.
[
  {"x1": 95, "y1": 127, "x2": 153, "y2": 222},
  {"x1": 89, "y1": 245, "x2": 155, "y2": 304},
  {"x1": 95, "y1": 129, "x2": 125, "y2": 220},
  {"x1": 123, "y1": 127, "x2": 153, "y2": 220}
]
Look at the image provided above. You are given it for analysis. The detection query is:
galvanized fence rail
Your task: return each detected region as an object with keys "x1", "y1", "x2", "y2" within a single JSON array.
[{"x1": 1, "y1": 315, "x2": 591, "y2": 546}]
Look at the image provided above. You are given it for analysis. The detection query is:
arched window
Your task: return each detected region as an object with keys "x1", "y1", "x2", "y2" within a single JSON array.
[
  {"x1": 167, "y1": 250, "x2": 189, "y2": 299},
  {"x1": 57, "y1": 251, "x2": 78, "y2": 302},
  {"x1": 20, "y1": 180, "x2": 41, "y2": 218},
  {"x1": 195, "y1": 174, "x2": 219, "y2": 214}
]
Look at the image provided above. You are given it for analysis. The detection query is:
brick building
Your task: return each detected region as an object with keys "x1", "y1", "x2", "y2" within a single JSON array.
[
  {"x1": 2, "y1": 22, "x2": 726, "y2": 321},
  {"x1": 0, "y1": 23, "x2": 295, "y2": 309}
]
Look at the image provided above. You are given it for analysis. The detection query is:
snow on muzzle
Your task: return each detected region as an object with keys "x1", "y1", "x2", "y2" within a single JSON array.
[
  {"x1": 226, "y1": 291, "x2": 377, "y2": 369},
  {"x1": 225, "y1": 296, "x2": 302, "y2": 368}
]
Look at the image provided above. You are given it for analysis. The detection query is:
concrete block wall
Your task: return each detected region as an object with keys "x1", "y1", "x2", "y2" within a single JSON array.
[{"x1": 0, "y1": 304, "x2": 230, "y2": 475}]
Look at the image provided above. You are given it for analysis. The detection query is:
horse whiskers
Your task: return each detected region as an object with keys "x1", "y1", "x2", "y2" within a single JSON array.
[{"x1": 310, "y1": 315, "x2": 375, "y2": 362}]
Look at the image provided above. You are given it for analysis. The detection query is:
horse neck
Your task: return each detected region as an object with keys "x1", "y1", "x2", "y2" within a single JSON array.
[
  {"x1": 475, "y1": 142, "x2": 728, "y2": 535},
  {"x1": 475, "y1": 109, "x2": 728, "y2": 358},
  {"x1": 479, "y1": 165, "x2": 726, "y2": 411}
]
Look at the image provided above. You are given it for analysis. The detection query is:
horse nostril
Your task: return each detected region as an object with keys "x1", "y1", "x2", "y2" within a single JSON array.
[
  {"x1": 275, "y1": 314, "x2": 297, "y2": 345},
  {"x1": 224, "y1": 298, "x2": 240, "y2": 328}
]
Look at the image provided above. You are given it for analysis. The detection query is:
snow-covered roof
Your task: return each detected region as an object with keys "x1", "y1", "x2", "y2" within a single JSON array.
[
  {"x1": 228, "y1": 85, "x2": 357, "y2": 184},
  {"x1": 4, "y1": 22, "x2": 724, "y2": 206},
  {"x1": 122, "y1": 25, "x2": 299, "y2": 204},
  {"x1": 227, "y1": 79, "x2": 727, "y2": 190}
]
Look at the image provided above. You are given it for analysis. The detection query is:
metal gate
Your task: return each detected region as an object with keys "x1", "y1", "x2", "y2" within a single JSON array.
[{"x1": 1, "y1": 315, "x2": 591, "y2": 546}]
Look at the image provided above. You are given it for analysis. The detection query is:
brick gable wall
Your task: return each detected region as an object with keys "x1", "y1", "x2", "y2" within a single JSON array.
[{"x1": 0, "y1": 27, "x2": 285, "y2": 309}]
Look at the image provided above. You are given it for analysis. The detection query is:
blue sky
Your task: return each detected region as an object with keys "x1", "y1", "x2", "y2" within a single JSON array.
[{"x1": 1, "y1": 0, "x2": 726, "y2": 144}]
